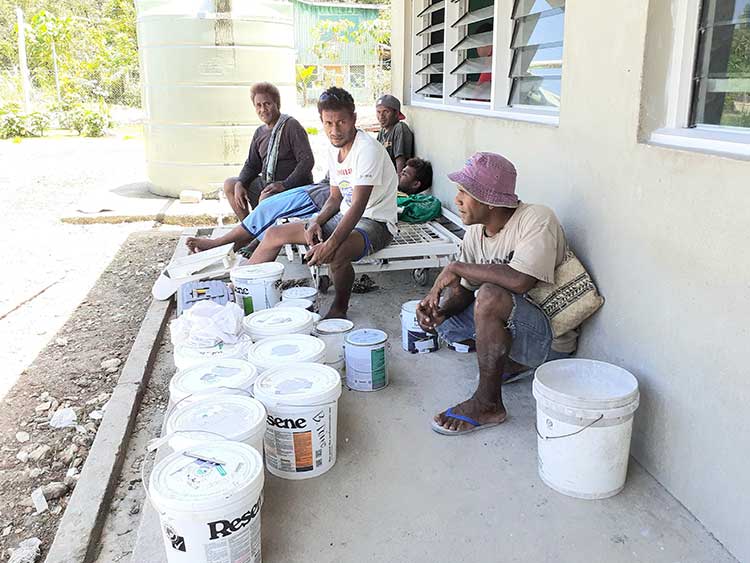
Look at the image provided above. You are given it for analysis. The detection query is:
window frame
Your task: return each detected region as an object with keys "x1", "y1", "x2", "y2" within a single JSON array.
[{"x1": 409, "y1": 0, "x2": 562, "y2": 126}]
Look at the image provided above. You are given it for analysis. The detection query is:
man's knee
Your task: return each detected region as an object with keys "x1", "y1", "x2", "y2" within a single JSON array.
[
  {"x1": 475, "y1": 283, "x2": 514, "y2": 321},
  {"x1": 223, "y1": 177, "x2": 237, "y2": 197}
]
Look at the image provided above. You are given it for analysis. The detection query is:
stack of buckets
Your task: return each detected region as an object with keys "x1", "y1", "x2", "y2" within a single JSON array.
[{"x1": 148, "y1": 261, "x2": 396, "y2": 563}]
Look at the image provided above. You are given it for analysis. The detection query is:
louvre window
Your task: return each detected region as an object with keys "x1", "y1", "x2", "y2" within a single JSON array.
[
  {"x1": 691, "y1": 0, "x2": 750, "y2": 129},
  {"x1": 415, "y1": 0, "x2": 446, "y2": 98}
]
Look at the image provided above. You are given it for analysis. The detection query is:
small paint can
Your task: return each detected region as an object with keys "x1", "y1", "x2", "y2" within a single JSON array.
[
  {"x1": 400, "y1": 300, "x2": 439, "y2": 354},
  {"x1": 345, "y1": 329, "x2": 388, "y2": 392}
]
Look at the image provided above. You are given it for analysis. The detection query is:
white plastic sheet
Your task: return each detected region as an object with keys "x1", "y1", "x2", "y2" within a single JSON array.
[{"x1": 170, "y1": 301, "x2": 245, "y2": 348}]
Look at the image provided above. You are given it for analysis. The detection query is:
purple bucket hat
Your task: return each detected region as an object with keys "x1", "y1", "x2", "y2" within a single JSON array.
[{"x1": 448, "y1": 152, "x2": 518, "y2": 208}]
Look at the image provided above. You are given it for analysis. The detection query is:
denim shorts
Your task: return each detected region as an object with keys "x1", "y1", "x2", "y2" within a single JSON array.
[
  {"x1": 436, "y1": 293, "x2": 562, "y2": 369},
  {"x1": 321, "y1": 214, "x2": 393, "y2": 260}
]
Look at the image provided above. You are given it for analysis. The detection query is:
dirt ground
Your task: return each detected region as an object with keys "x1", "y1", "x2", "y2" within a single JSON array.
[{"x1": 0, "y1": 230, "x2": 177, "y2": 561}]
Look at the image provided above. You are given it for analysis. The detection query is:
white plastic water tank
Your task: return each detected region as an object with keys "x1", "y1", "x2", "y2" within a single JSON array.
[{"x1": 135, "y1": 0, "x2": 296, "y2": 197}]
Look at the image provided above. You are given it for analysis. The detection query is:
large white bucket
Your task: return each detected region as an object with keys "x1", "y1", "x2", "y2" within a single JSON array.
[
  {"x1": 532, "y1": 359, "x2": 640, "y2": 499},
  {"x1": 275, "y1": 298, "x2": 313, "y2": 311},
  {"x1": 166, "y1": 394, "x2": 267, "y2": 456},
  {"x1": 345, "y1": 329, "x2": 388, "y2": 392},
  {"x1": 242, "y1": 307, "x2": 315, "y2": 341},
  {"x1": 148, "y1": 442, "x2": 264, "y2": 563},
  {"x1": 246, "y1": 334, "x2": 326, "y2": 373},
  {"x1": 400, "y1": 300, "x2": 439, "y2": 354},
  {"x1": 173, "y1": 337, "x2": 253, "y2": 371},
  {"x1": 282, "y1": 286, "x2": 318, "y2": 312},
  {"x1": 253, "y1": 362, "x2": 342, "y2": 480},
  {"x1": 230, "y1": 262, "x2": 284, "y2": 315},
  {"x1": 313, "y1": 319, "x2": 354, "y2": 374},
  {"x1": 169, "y1": 359, "x2": 259, "y2": 407}
]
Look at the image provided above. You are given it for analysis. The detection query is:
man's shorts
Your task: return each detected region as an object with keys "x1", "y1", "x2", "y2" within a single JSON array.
[
  {"x1": 436, "y1": 292, "x2": 566, "y2": 369},
  {"x1": 321, "y1": 214, "x2": 393, "y2": 260}
]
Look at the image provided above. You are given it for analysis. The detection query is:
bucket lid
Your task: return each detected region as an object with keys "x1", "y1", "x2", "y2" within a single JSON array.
[
  {"x1": 533, "y1": 359, "x2": 639, "y2": 412},
  {"x1": 346, "y1": 328, "x2": 388, "y2": 346},
  {"x1": 166, "y1": 395, "x2": 267, "y2": 443},
  {"x1": 315, "y1": 318, "x2": 354, "y2": 335},
  {"x1": 242, "y1": 308, "x2": 314, "y2": 335},
  {"x1": 275, "y1": 299, "x2": 313, "y2": 309},
  {"x1": 254, "y1": 362, "x2": 342, "y2": 407},
  {"x1": 170, "y1": 359, "x2": 258, "y2": 400},
  {"x1": 149, "y1": 441, "x2": 263, "y2": 514},
  {"x1": 246, "y1": 334, "x2": 326, "y2": 370},
  {"x1": 230, "y1": 261, "x2": 284, "y2": 281},
  {"x1": 401, "y1": 300, "x2": 421, "y2": 314},
  {"x1": 282, "y1": 286, "x2": 317, "y2": 300}
]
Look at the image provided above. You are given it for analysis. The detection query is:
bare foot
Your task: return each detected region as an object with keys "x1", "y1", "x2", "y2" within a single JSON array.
[
  {"x1": 323, "y1": 307, "x2": 348, "y2": 319},
  {"x1": 185, "y1": 236, "x2": 220, "y2": 254},
  {"x1": 433, "y1": 397, "x2": 507, "y2": 433}
]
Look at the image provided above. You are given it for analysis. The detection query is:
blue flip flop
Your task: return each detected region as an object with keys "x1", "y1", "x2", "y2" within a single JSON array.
[{"x1": 430, "y1": 407, "x2": 504, "y2": 436}]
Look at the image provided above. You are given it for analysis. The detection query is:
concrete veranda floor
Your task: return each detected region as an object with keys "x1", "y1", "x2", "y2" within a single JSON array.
[{"x1": 132, "y1": 263, "x2": 735, "y2": 563}]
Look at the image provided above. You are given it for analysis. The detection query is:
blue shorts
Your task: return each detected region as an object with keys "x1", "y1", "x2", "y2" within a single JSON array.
[
  {"x1": 436, "y1": 292, "x2": 567, "y2": 369},
  {"x1": 241, "y1": 184, "x2": 328, "y2": 241}
]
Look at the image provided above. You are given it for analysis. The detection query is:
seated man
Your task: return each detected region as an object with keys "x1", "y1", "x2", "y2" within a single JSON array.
[
  {"x1": 416, "y1": 152, "x2": 577, "y2": 435},
  {"x1": 185, "y1": 157, "x2": 433, "y2": 254},
  {"x1": 376, "y1": 95, "x2": 414, "y2": 174},
  {"x1": 223, "y1": 81, "x2": 314, "y2": 220},
  {"x1": 247, "y1": 87, "x2": 398, "y2": 319}
]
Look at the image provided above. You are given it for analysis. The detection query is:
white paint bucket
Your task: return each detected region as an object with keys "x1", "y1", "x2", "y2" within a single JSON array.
[
  {"x1": 173, "y1": 337, "x2": 253, "y2": 372},
  {"x1": 253, "y1": 362, "x2": 342, "y2": 480},
  {"x1": 532, "y1": 359, "x2": 640, "y2": 499},
  {"x1": 400, "y1": 300, "x2": 439, "y2": 354},
  {"x1": 230, "y1": 262, "x2": 284, "y2": 315},
  {"x1": 282, "y1": 286, "x2": 318, "y2": 311},
  {"x1": 148, "y1": 442, "x2": 264, "y2": 563},
  {"x1": 345, "y1": 329, "x2": 388, "y2": 392},
  {"x1": 169, "y1": 359, "x2": 259, "y2": 408},
  {"x1": 242, "y1": 307, "x2": 315, "y2": 341},
  {"x1": 246, "y1": 334, "x2": 326, "y2": 373},
  {"x1": 166, "y1": 395, "x2": 267, "y2": 456},
  {"x1": 313, "y1": 319, "x2": 354, "y2": 374},
  {"x1": 275, "y1": 298, "x2": 314, "y2": 311}
]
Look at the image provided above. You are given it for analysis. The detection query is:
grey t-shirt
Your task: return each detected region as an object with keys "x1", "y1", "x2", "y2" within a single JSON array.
[{"x1": 376, "y1": 121, "x2": 414, "y2": 169}]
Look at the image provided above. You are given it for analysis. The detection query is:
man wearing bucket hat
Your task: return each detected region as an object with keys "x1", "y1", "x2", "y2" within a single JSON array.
[
  {"x1": 416, "y1": 152, "x2": 577, "y2": 435},
  {"x1": 376, "y1": 94, "x2": 414, "y2": 174}
]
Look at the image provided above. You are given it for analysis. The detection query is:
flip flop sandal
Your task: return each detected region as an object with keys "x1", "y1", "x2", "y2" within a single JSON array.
[{"x1": 430, "y1": 407, "x2": 504, "y2": 436}]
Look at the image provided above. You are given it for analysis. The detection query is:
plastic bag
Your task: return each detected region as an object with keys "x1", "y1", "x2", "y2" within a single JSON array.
[
  {"x1": 170, "y1": 301, "x2": 245, "y2": 347},
  {"x1": 397, "y1": 194, "x2": 442, "y2": 223}
]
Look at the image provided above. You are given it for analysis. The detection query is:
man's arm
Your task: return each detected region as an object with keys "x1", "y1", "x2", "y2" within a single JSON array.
[
  {"x1": 313, "y1": 186, "x2": 343, "y2": 227},
  {"x1": 280, "y1": 119, "x2": 315, "y2": 189},
  {"x1": 391, "y1": 124, "x2": 413, "y2": 174},
  {"x1": 446, "y1": 262, "x2": 538, "y2": 295}
]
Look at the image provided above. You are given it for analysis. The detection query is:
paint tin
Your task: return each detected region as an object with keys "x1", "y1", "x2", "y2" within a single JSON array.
[
  {"x1": 345, "y1": 328, "x2": 388, "y2": 391},
  {"x1": 230, "y1": 262, "x2": 284, "y2": 315},
  {"x1": 400, "y1": 300, "x2": 439, "y2": 354}
]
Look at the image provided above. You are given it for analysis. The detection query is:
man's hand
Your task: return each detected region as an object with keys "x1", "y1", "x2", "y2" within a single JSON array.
[
  {"x1": 416, "y1": 299, "x2": 445, "y2": 333},
  {"x1": 423, "y1": 263, "x2": 461, "y2": 310},
  {"x1": 259, "y1": 182, "x2": 284, "y2": 201},
  {"x1": 304, "y1": 221, "x2": 323, "y2": 246},
  {"x1": 306, "y1": 240, "x2": 337, "y2": 266},
  {"x1": 234, "y1": 181, "x2": 249, "y2": 213}
]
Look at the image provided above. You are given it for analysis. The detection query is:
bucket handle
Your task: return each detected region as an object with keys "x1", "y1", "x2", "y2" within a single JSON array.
[{"x1": 535, "y1": 414, "x2": 604, "y2": 440}]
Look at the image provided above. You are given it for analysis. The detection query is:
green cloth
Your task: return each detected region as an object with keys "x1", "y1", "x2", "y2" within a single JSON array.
[{"x1": 397, "y1": 194, "x2": 442, "y2": 223}]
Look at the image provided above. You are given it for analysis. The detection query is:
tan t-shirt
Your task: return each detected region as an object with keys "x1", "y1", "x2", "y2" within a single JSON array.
[{"x1": 458, "y1": 203, "x2": 577, "y2": 353}]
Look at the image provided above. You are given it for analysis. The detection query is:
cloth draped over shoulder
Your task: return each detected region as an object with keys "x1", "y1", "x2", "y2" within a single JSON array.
[{"x1": 263, "y1": 114, "x2": 291, "y2": 185}]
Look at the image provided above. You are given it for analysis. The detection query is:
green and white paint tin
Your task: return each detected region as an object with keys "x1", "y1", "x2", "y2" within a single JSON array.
[
  {"x1": 230, "y1": 262, "x2": 284, "y2": 315},
  {"x1": 344, "y1": 328, "x2": 389, "y2": 392}
]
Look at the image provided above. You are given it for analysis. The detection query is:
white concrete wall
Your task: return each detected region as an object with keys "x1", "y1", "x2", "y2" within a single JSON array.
[{"x1": 393, "y1": 0, "x2": 750, "y2": 560}]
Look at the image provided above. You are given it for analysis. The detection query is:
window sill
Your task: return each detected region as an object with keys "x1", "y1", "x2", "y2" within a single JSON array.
[
  {"x1": 648, "y1": 127, "x2": 750, "y2": 160},
  {"x1": 409, "y1": 99, "x2": 559, "y2": 127}
]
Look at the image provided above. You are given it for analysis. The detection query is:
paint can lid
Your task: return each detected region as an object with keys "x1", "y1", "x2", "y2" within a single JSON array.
[
  {"x1": 282, "y1": 286, "x2": 318, "y2": 300},
  {"x1": 246, "y1": 334, "x2": 326, "y2": 371},
  {"x1": 314, "y1": 318, "x2": 354, "y2": 335},
  {"x1": 346, "y1": 328, "x2": 388, "y2": 346},
  {"x1": 149, "y1": 441, "x2": 263, "y2": 514},
  {"x1": 166, "y1": 395, "x2": 267, "y2": 445},
  {"x1": 401, "y1": 300, "x2": 421, "y2": 314},
  {"x1": 230, "y1": 261, "x2": 284, "y2": 281},
  {"x1": 254, "y1": 362, "x2": 342, "y2": 407},
  {"x1": 169, "y1": 359, "x2": 258, "y2": 404},
  {"x1": 242, "y1": 308, "x2": 315, "y2": 339},
  {"x1": 275, "y1": 298, "x2": 313, "y2": 310}
]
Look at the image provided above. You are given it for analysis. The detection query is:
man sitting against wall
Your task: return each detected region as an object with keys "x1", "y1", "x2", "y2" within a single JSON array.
[
  {"x1": 376, "y1": 94, "x2": 414, "y2": 175},
  {"x1": 223, "y1": 81, "x2": 314, "y2": 220},
  {"x1": 416, "y1": 152, "x2": 577, "y2": 435}
]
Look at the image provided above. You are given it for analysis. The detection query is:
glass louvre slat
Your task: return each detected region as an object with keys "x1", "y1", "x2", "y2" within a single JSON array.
[
  {"x1": 511, "y1": 9, "x2": 565, "y2": 48},
  {"x1": 513, "y1": 0, "x2": 566, "y2": 18},
  {"x1": 450, "y1": 81, "x2": 491, "y2": 101},
  {"x1": 451, "y1": 31, "x2": 493, "y2": 52},
  {"x1": 694, "y1": 23, "x2": 750, "y2": 78},
  {"x1": 703, "y1": 78, "x2": 750, "y2": 93},
  {"x1": 416, "y1": 42, "x2": 445, "y2": 56},
  {"x1": 510, "y1": 43, "x2": 563, "y2": 77},
  {"x1": 416, "y1": 82, "x2": 444, "y2": 96},
  {"x1": 417, "y1": 21, "x2": 446, "y2": 36},
  {"x1": 417, "y1": 0, "x2": 445, "y2": 18},
  {"x1": 452, "y1": 6, "x2": 494, "y2": 27},
  {"x1": 450, "y1": 56, "x2": 492, "y2": 74},
  {"x1": 416, "y1": 62, "x2": 445, "y2": 75},
  {"x1": 509, "y1": 76, "x2": 561, "y2": 107},
  {"x1": 700, "y1": 0, "x2": 750, "y2": 27}
]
